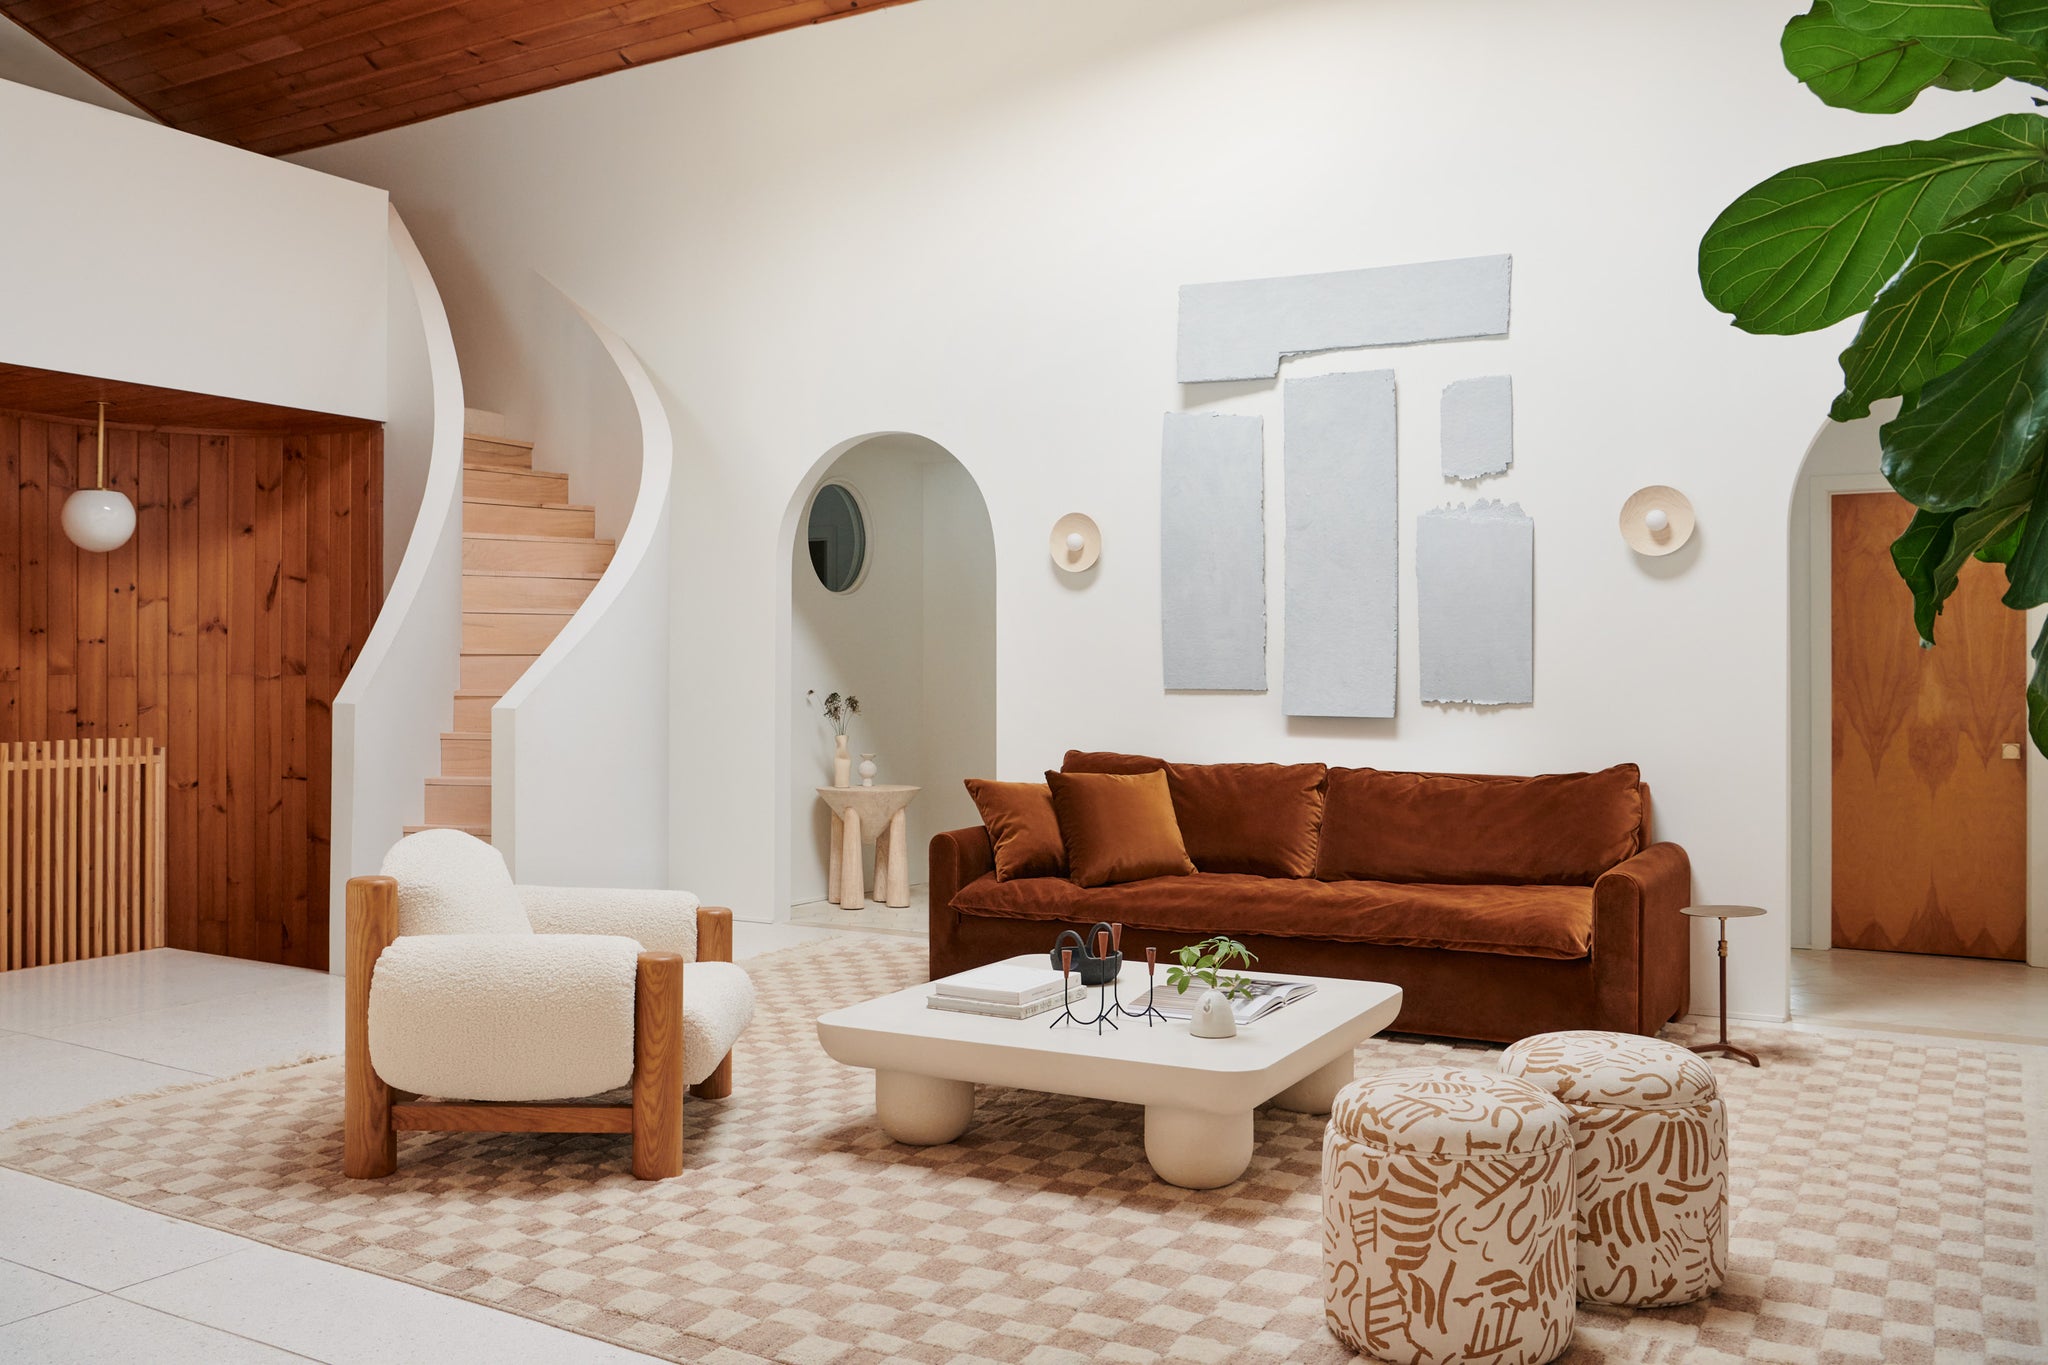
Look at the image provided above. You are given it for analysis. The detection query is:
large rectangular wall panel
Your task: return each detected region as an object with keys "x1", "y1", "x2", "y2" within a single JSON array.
[
  {"x1": 1441, "y1": 375, "x2": 1514, "y2": 479},
  {"x1": 1417, "y1": 501, "x2": 1533, "y2": 705},
  {"x1": 1178, "y1": 255, "x2": 1512, "y2": 383},
  {"x1": 1284, "y1": 370, "x2": 1397, "y2": 717},
  {"x1": 1162, "y1": 412, "x2": 1266, "y2": 691}
]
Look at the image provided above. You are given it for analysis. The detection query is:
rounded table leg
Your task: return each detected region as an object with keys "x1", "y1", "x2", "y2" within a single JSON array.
[
  {"x1": 826, "y1": 813, "x2": 844, "y2": 905},
  {"x1": 874, "y1": 1070, "x2": 975, "y2": 1145},
  {"x1": 885, "y1": 808, "x2": 910, "y2": 908},
  {"x1": 1267, "y1": 1053, "x2": 1354, "y2": 1115},
  {"x1": 837, "y1": 809, "x2": 864, "y2": 910},
  {"x1": 1143, "y1": 1106, "x2": 1253, "y2": 1188}
]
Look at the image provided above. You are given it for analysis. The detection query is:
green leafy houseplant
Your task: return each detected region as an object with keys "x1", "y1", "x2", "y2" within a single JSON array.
[
  {"x1": 1700, "y1": 0, "x2": 2048, "y2": 753},
  {"x1": 1165, "y1": 935, "x2": 1257, "y2": 1001}
]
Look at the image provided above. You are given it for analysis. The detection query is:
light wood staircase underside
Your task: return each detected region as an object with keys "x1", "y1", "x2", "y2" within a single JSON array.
[{"x1": 406, "y1": 435, "x2": 615, "y2": 841}]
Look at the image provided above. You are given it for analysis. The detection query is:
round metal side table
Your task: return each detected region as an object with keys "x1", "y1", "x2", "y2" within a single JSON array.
[{"x1": 1681, "y1": 904, "x2": 1765, "y2": 1067}]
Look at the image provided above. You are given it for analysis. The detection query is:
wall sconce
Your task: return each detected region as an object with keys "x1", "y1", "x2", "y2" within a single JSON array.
[
  {"x1": 62, "y1": 402, "x2": 136, "y2": 553},
  {"x1": 1049, "y1": 513, "x2": 1100, "y2": 573},
  {"x1": 1619, "y1": 485, "x2": 1694, "y2": 557}
]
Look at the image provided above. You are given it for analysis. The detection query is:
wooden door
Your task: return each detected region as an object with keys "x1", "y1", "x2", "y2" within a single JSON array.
[{"x1": 1831, "y1": 491, "x2": 2027, "y2": 959}]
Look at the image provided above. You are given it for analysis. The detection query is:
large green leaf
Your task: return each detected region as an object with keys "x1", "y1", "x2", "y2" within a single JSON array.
[
  {"x1": 2028, "y1": 619, "x2": 2048, "y2": 755},
  {"x1": 1700, "y1": 113, "x2": 2048, "y2": 335},
  {"x1": 1883, "y1": 257, "x2": 2048, "y2": 509},
  {"x1": 1833, "y1": 194, "x2": 2048, "y2": 420},
  {"x1": 1786, "y1": 1, "x2": 1999, "y2": 111},
  {"x1": 1895, "y1": 465, "x2": 2039, "y2": 641},
  {"x1": 2001, "y1": 458, "x2": 2048, "y2": 603},
  {"x1": 1835, "y1": 0, "x2": 2048, "y2": 81},
  {"x1": 1990, "y1": 0, "x2": 2048, "y2": 48}
]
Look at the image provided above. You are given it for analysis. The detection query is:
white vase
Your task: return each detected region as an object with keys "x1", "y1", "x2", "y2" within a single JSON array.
[
  {"x1": 1188, "y1": 988, "x2": 1237, "y2": 1039},
  {"x1": 858, "y1": 754, "x2": 878, "y2": 787},
  {"x1": 832, "y1": 734, "x2": 851, "y2": 788}
]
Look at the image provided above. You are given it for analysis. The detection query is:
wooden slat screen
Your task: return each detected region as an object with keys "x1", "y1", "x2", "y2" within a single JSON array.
[{"x1": 1, "y1": 738, "x2": 165, "y2": 971}]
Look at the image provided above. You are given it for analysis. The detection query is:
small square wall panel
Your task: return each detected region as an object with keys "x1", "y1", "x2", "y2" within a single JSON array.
[
  {"x1": 1161, "y1": 412, "x2": 1266, "y2": 691},
  {"x1": 1284, "y1": 370, "x2": 1397, "y2": 718},
  {"x1": 1441, "y1": 375, "x2": 1514, "y2": 479},
  {"x1": 1417, "y1": 501, "x2": 1533, "y2": 705}
]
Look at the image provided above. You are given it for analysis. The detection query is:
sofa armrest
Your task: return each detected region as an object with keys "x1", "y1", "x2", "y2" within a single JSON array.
[
  {"x1": 1592, "y1": 841, "x2": 1693, "y2": 1034},
  {"x1": 517, "y1": 885, "x2": 701, "y2": 959},
  {"x1": 695, "y1": 906, "x2": 733, "y2": 963},
  {"x1": 928, "y1": 826, "x2": 995, "y2": 981}
]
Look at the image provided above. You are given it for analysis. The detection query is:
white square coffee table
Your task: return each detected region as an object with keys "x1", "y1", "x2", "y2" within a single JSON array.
[{"x1": 816, "y1": 955, "x2": 1403, "y2": 1188}]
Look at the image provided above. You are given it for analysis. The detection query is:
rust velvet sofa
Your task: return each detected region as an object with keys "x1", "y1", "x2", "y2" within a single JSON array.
[{"x1": 929, "y1": 752, "x2": 1692, "y2": 1044}]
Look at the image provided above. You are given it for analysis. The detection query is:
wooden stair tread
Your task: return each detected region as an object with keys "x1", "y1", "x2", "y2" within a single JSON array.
[
  {"x1": 455, "y1": 689, "x2": 505, "y2": 698},
  {"x1": 463, "y1": 495, "x2": 594, "y2": 511},
  {"x1": 463, "y1": 462, "x2": 563, "y2": 475},
  {"x1": 442, "y1": 730, "x2": 490, "y2": 741},
  {"x1": 462, "y1": 567, "x2": 604, "y2": 580},
  {"x1": 463, "y1": 434, "x2": 533, "y2": 449},
  {"x1": 425, "y1": 775, "x2": 489, "y2": 787},
  {"x1": 461, "y1": 602, "x2": 589, "y2": 615},
  {"x1": 405, "y1": 824, "x2": 491, "y2": 837},
  {"x1": 464, "y1": 532, "x2": 615, "y2": 546}
]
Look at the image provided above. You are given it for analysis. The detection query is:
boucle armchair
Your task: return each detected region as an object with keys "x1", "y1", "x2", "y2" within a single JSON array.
[{"x1": 343, "y1": 830, "x2": 755, "y2": 1181}]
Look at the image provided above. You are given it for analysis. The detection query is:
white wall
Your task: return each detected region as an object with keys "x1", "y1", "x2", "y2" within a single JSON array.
[
  {"x1": 789, "y1": 437, "x2": 995, "y2": 904},
  {"x1": 494, "y1": 284, "x2": 672, "y2": 890},
  {"x1": 294, "y1": 0, "x2": 2042, "y2": 1017},
  {"x1": 0, "y1": 17, "x2": 152, "y2": 120},
  {"x1": 0, "y1": 78, "x2": 386, "y2": 420}
]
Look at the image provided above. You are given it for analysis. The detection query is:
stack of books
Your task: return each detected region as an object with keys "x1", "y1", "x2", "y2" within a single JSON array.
[{"x1": 928, "y1": 963, "x2": 1088, "y2": 1019}]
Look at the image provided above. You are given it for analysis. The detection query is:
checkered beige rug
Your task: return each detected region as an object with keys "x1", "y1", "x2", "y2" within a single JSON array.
[{"x1": 1, "y1": 939, "x2": 2041, "y2": 1364}]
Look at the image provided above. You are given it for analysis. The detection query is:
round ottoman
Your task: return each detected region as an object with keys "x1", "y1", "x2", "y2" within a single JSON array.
[
  {"x1": 1322, "y1": 1067, "x2": 1576, "y2": 1365},
  {"x1": 1500, "y1": 1031, "x2": 1728, "y2": 1307}
]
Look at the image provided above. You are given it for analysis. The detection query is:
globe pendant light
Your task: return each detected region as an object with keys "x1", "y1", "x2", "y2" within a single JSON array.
[{"x1": 62, "y1": 402, "x2": 136, "y2": 553}]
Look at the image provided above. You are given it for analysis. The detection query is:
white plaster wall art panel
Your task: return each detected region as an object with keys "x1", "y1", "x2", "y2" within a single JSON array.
[
  {"x1": 1418, "y1": 501, "x2": 1533, "y2": 705},
  {"x1": 1177, "y1": 254, "x2": 1512, "y2": 383},
  {"x1": 1442, "y1": 375, "x2": 1514, "y2": 479},
  {"x1": 1284, "y1": 370, "x2": 1397, "y2": 718},
  {"x1": 1161, "y1": 412, "x2": 1266, "y2": 691}
]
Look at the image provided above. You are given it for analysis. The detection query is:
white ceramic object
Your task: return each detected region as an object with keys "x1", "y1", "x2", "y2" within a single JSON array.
[
  {"x1": 1188, "y1": 988, "x2": 1238, "y2": 1038},
  {"x1": 61, "y1": 488, "x2": 136, "y2": 553},
  {"x1": 1048, "y1": 512, "x2": 1101, "y2": 573},
  {"x1": 816, "y1": 955, "x2": 1403, "y2": 1188},
  {"x1": 858, "y1": 754, "x2": 877, "y2": 786}
]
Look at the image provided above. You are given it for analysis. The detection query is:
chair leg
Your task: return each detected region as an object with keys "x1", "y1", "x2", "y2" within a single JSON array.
[
  {"x1": 632, "y1": 951, "x2": 685, "y2": 1180},
  {"x1": 344, "y1": 877, "x2": 397, "y2": 1179},
  {"x1": 691, "y1": 1052, "x2": 733, "y2": 1100}
]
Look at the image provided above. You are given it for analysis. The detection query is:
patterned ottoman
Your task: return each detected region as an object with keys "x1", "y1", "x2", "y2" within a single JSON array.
[
  {"x1": 1322, "y1": 1066, "x2": 1576, "y2": 1365},
  {"x1": 1499, "y1": 1030, "x2": 1728, "y2": 1307}
]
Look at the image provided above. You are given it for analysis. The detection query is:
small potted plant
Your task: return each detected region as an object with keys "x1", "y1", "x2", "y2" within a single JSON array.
[
  {"x1": 1166, "y1": 935, "x2": 1257, "y2": 1038},
  {"x1": 809, "y1": 689, "x2": 860, "y2": 787}
]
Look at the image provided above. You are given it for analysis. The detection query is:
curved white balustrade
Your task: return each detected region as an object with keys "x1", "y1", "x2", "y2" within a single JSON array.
[{"x1": 327, "y1": 208, "x2": 466, "y2": 972}]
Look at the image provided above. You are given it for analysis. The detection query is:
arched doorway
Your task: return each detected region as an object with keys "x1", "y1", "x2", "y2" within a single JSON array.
[
  {"x1": 778, "y1": 433, "x2": 996, "y2": 924},
  {"x1": 1785, "y1": 408, "x2": 2046, "y2": 1038}
]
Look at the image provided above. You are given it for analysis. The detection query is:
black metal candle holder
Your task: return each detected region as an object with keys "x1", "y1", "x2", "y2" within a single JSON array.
[{"x1": 1115, "y1": 945, "x2": 1168, "y2": 1027}]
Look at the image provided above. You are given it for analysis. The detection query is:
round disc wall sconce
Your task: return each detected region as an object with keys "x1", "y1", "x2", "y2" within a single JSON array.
[
  {"x1": 1049, "y1": 513, "x2": 1101, "y2": 573},
  {"x1": 62, "y1": 402, "x2": 136, "y2": 554},
  {"x1": 1619, "y1": 485, "x2": 1694, "y2": 557}
]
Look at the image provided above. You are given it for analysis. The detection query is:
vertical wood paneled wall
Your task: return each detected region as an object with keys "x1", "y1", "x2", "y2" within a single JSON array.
[{"x1": 0, "y1": 410, "x2": 382, "y2": 970}]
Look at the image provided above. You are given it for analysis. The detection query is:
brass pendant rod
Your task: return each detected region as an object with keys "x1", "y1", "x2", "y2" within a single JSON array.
[{"x1": 94, "y1": 401, "x2": 108, "y2": 490}]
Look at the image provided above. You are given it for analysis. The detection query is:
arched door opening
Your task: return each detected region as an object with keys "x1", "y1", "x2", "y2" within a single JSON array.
[
  {"x1": 782, "y1": 433, "x2": 995, "y2": 927},
  {"x1": 1786, "y1": 408, "x2": 2047, "y2": 1040}
]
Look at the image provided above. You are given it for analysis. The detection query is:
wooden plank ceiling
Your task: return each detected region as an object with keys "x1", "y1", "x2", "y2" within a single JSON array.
[
  {"x1": 0, "y1": 362, "x2": 376, "y2": 433},
  {"x1": 0, "y1": 0, "x2": 916, "y2": 156}
]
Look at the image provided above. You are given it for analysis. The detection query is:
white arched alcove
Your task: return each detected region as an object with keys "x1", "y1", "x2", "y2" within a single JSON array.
[{"x1": 774, "y1": 432, "x2": 996, "y2": 919}]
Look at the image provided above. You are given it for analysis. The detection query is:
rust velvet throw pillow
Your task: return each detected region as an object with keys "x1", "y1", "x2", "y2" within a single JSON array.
[
  {"x1": 1061, "y1": 750, "x2": 1326, "y2": 877},
  {"x1": 963, "y1": 779, "x2": 1066, "y2": 881},
  {"x1": 1044, "y1": 769, "x2": 1197, "y2": 888}
]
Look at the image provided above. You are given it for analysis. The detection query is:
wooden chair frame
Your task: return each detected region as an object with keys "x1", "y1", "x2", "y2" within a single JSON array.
[{"x1": 342, "y1": 875, "x2": 736, "y2": 1181}]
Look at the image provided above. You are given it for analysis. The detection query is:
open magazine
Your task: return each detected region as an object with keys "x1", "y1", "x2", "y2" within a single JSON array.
[{"x1": 1140, "y1": 978, "x2": 1316, "y2": 1025}]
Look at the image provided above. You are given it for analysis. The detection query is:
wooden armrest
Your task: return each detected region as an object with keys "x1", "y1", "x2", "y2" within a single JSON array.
[{"x1": 695, "y1": 905, "x2": 733, "y2": 963}]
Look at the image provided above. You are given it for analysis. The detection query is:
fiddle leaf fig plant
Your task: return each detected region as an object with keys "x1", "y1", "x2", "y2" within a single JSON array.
[
  {"x1": 1701, "y1": 0, "x2": 2048, "y2": 754},
  {"x1": 1165, "y1": 935, "x2": 1257, "y2": 1001}
]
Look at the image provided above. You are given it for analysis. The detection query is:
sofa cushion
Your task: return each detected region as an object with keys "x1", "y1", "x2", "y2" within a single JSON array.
[
  {"x1": 1045, "y1": 769, "x2": 1196, "y2": 888},
  {"x1": 964, "y1": 778, "x2": 1067, "y2": 880},
  {"x1": 950, "y1": 871, "x2": 1592, "y2": 959},
  {"x1": 1062, "y1": 750, "x2": 1328, "y2": 877},
  {"x1": 1316, "y1": 764, "x2": 1644, "y2": 886}
]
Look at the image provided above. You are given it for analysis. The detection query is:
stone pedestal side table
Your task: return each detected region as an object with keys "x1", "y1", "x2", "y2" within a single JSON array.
[
  {"x1": 817, "y1": 785, "x2": 918, "y2": 910},
  {"x1": 1681, "y1": 904, "x2": 1765, "y2": 1067}
]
